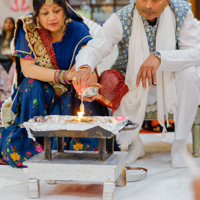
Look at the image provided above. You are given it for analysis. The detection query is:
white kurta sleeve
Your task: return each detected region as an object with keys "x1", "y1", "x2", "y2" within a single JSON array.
[
  {"x1": 159, "y1": 10, "x2": 200, "y2": 71},
  {"x1": 75, "y1": 14, "x2": 123, "y2": 71}
]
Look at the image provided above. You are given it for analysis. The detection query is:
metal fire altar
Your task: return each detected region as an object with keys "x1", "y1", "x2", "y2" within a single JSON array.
[{"x1": 23, "y1": 115, "x2": 138, "y2": 200}]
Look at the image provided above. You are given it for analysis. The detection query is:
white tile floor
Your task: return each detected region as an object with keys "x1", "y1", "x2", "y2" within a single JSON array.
[{"x1": 0, "y1": 132, "x2": 200, "y2": 200}]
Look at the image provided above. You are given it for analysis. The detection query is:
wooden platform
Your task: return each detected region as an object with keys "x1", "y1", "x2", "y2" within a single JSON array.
[{"x1": 24, "y1": 151, "x2": 128, "y2": 200}]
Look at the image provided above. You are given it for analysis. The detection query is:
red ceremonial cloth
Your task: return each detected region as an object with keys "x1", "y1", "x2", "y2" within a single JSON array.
[
  {"x1": 98, "y1": 69, "x2": 129, "y2": 115},
  {"x1": 37, "y1": 26, "x2": 60, "y2": 70}
]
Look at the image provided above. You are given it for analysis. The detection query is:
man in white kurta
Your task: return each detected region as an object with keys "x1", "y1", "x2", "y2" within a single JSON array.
[{"x1": 74, "y1": 0, "x2": 200, "y2": 168}]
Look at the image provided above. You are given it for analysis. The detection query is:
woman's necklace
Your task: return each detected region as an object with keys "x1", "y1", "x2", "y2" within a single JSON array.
[{"x1": 50, "y1": 24, "x2": 66, "y2": 38}]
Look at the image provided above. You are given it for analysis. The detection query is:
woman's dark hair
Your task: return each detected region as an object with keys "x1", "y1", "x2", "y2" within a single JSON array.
[
  {"x1": 0, "y1": 17, "x2": 15, "y2": 47},
  {"x1": 33, "y1": 0, "x2": 69, "y2": 24}
]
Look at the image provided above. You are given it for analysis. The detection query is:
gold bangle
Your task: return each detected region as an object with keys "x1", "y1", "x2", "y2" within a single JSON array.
[
  {"x1": 58, "y1": 70, "x2": 63, "y2": 84},
  {"x1": 60, "y1": 70, "x2": 66, "y2": 85}
]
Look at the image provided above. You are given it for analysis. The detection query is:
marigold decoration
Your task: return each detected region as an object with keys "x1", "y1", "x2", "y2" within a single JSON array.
[
  {"x1": 10, "y1": 152, "x2": 21, "y2": 161},
  {"x1": 73, "y1": 142, "x2": 83, "y2": 151}
]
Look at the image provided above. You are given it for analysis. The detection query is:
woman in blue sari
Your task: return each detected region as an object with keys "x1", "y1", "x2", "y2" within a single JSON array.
[{"x1": 0, "y1": 0, "x2": 111, "y2": 168}]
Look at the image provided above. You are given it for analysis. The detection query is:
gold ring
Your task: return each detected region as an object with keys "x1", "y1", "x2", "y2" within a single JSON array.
[{"x1": 72, "y1": 77, "x2": 77, "y2": 81}]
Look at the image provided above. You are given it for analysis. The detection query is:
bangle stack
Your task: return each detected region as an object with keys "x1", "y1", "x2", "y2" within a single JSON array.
[
  {"x1": 78, "y1": 65, "x2": 92, "y2": 73},
  {"x1": 54, "y1": 70, "x2": 70, "y2": 85}
]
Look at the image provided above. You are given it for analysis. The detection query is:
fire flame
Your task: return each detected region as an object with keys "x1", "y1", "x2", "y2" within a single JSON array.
[{"x1": 78, "y1": 112, "x2": 84, "y2": 121}]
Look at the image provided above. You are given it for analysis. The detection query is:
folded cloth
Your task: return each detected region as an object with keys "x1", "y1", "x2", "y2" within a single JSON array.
[{"x1": 97, "y1": 69, "x2": 129, "y2": 115}]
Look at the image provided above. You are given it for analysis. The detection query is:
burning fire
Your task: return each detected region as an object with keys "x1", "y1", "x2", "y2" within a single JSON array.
[{"x1": 78, "y1": 112, "x2": 84, "y2": 121}]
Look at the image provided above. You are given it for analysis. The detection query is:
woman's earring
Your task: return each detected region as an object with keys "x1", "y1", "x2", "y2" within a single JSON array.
[{"x1": 36, "y1": 19, "x2": 41, "y2": 28}]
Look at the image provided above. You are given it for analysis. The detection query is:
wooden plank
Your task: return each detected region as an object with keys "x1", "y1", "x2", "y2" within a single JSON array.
[
  {"x1": 57, "y1": 137, "x2": 64, "y2": 153},
  {"x1": 190, "y1": 0, "x2": 196, "y2": 18},
  {"x1": 106, "y1": 137, "x2": 114, "y2": 155},
  {"x1": 98, "y1": 138, "x2": 106, "y2": 162},
  {"x1": 196, "y1": 0, "x2": 200, "y2": 20},
  {"x1": 44, "y1": 137, "x2": 52, "y2": 160},
  {"x1": 31, "y1": 126, "x2": 114, "y2": 139}
]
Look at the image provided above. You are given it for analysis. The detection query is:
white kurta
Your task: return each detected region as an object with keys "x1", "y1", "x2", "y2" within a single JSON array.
[
  {"x1": 76, "y1": 10, "x2": 200, "y2": 72},
  {"x1": 76, "y1": 10, "x2": 200, "y2": 140}
]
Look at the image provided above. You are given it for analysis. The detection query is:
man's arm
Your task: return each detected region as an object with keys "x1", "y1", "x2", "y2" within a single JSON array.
[
  {"x1": 76, "y1": 13, "x2": 123, "y2": 71},
  {"x1": 159, "y1": 10, "x2": 200, "y2": 71},
  {"x1": 136, "y1": 9, "x2": 200, "y2": 90},
  {"x1": 74, "y1": 14, "x2": 123, "y2": 93}
]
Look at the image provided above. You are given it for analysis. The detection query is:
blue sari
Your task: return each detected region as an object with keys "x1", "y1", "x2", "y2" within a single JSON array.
[{"x1": 0, "y1": 16, "x2": 110, "y2": 168}]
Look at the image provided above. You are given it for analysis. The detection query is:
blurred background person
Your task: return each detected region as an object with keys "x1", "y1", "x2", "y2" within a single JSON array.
[{"x1": 0, "y1": 17, "x2": 15, "y2": 102}]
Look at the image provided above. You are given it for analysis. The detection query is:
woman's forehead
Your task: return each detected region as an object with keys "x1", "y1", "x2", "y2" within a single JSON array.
[
  {"x1": 5, "y1": 18, "x2": 13, "y2": 23},
  {"x1": 40, "y1": 2, "x2": 60, "y2": 10}
]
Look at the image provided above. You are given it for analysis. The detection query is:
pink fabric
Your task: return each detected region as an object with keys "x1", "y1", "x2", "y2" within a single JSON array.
[{"x1": 13, "y1": 51, "x2": 34, "y2": 61}]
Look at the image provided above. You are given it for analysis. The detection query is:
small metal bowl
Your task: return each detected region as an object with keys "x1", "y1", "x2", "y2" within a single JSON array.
[
  {"x1": 82, "y1": 87, "x2": 99, "y2": 98},
  {"x1": 126, "y1": 167, "x2": 147, "y2": 182}
]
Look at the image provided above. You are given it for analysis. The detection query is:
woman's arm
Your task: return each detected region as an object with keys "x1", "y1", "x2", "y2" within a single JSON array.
[
  {"x1": 21, "y1": 58, "x2": 79, "y2": 83},
  {"x1": 20, "y1": 58, "x2": 55, "y2": 82}
]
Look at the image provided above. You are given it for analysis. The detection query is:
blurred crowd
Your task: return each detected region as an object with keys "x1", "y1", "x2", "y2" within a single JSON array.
[
  {"x1": 0, "y1": 17, "x2": 15, "y2": 102},
  {"x1": 0, "y1": 17, "x2": 16, "y2": 124}
]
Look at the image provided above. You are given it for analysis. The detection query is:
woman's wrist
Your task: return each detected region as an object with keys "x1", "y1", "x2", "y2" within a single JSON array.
[
  {"x1": 54, "y1": 70, "x2": 71, "y2": 85},
  {"x1": 65, "y1": 70, "x2": 71, "y2": 84}
]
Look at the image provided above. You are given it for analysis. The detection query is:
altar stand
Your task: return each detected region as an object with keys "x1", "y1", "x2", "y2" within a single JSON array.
[
  {"x1": 23, "y1": 116, "x2": 138, "y2": 200},
  {"x1": 24, "y1": 150, "x2": 128, "y2": 200}
]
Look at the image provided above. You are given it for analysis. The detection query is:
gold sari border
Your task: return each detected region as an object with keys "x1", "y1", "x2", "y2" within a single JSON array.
[{"x1": 97, "y1": 93, "x2": 113, "y2": 108}]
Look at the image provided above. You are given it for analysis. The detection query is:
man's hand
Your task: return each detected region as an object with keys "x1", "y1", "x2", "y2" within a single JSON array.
[
  {"x1": 72, "y1": 66, "x2": 93, "y2": 95},
  {"x1": 78, "y1": 83, "x2": 102, "y2": 102},
  {"x1": 67, "y1": 65, "x2": 76, "y2": 81},
  {"x1": 136, "y1": 53, "x2": 160, "y2": 89}
]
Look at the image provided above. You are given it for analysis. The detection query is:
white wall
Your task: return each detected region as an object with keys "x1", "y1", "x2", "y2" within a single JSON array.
[{"x1": 0, "y1": 0, "x2": 33, "y2": 34}]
